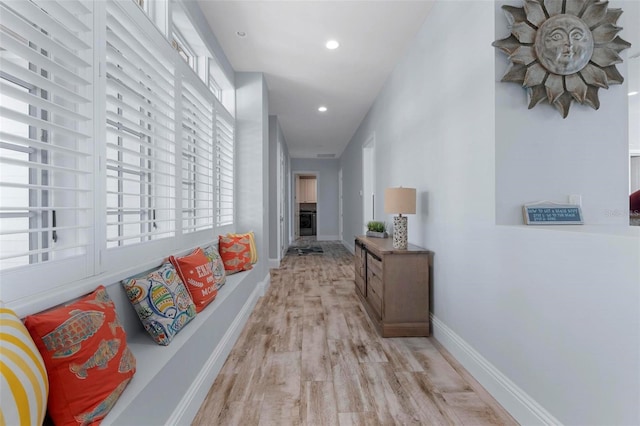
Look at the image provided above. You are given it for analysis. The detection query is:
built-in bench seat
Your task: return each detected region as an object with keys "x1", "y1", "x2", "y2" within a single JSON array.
[
  {"x1": 13, "y1": 243, "x2": 269, "y2": 426},
  {"x1": 102, "y1": 265, "x2": 266, "y2": 425}
]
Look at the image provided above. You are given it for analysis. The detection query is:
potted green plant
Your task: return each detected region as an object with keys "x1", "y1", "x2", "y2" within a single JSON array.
[{"x1": 366, "y1": 221, "x2": 388, "y2": 238}]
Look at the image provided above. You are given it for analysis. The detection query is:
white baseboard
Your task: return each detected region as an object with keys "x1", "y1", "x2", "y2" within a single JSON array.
[
  {"x1": 342, "y1": 240, "x2": 354, "y2": 254},
  {"x1": 268, "y1": 258, "x2": 280, "y2": 269},
  {"x1": 168, "y1": 282, "x2": 263, "y2": 425},
  {"x1": 317, "y1": 234, "x2": 339, "y2": 241},
  {"x1": 259, "y1": 273, "x2": 271, "y2": 295},
  {"x1": 431, "y1": 315, "x2": 561, "y2": 426}
]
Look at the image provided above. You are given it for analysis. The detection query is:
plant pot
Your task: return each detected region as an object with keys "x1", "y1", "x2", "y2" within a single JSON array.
[{"x1": 366, "y1": 231, "x2": 388, "y2": 238}]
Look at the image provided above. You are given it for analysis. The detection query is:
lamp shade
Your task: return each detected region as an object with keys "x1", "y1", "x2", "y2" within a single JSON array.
[{"x1": 384, "y1": 187, "x2": 416, "y2": 214}]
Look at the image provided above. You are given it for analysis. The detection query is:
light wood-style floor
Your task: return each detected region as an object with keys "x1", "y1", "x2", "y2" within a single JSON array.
[{"x1": 192, "y1": 241, "x2": 518, "y2": 425}]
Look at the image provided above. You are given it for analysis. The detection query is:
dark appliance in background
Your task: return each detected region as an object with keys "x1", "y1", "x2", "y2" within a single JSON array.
[{"x1": 299, "y1": 210, "x2": 316, "y2": 236}]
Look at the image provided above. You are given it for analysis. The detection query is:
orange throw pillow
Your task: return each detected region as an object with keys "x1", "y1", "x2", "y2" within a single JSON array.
[
  {"x1": 227, "y1": 231, "x2": 258, "y2": 264},
  {"x1": 23, "y1": 286, "x2": 136, "y2": 426},
  {"x1": 170, "y1": 248, "x2": 218, "y2": 313},
  {"x1": 218, "y1": 234, "x2": 253, "y2": 274}
]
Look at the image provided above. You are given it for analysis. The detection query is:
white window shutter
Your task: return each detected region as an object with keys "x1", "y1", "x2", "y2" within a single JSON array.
[
  {"x1": 181, "y1": 78, "x2": 214, "y2": 233},
  {"x1": 105, "y1": 0, "x2": 176, "y2": 247},
  {"x1": 0, "y1": 0, "x2": 94, "y2": 291},
  {"x1": 215, "y1": 106, "x2": 234, "y2": 227}
]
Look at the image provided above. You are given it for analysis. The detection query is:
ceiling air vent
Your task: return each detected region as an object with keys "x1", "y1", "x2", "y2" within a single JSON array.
[{"x1": 316, "y1": 154, "x2": 335, "y2": 158}]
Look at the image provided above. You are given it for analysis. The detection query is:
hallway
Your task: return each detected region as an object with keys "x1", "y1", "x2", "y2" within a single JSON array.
[{"x1": 192, "y1": 241, "x2": 516, "y2": 425}]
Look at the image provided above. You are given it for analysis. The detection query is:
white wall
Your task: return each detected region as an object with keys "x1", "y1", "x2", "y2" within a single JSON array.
[
  {"x1": 290, "y1": 158, "x2": 340, "y2": 240},
  {"x1": 236, "y1": 72, "x2": 269, "y2": 279},
  {"x1": 340, "y1": 1, "x2": 640, "y2": 425},
  {"x1": 496, "y1": 1, "x2": 636, "y2": 225},
  {"x1": 269, "y1": 115, "x2": 291, "y2": 259}
]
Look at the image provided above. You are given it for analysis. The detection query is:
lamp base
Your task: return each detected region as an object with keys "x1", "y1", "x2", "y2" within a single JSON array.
[{"x1": 393, "y1": 216, "x2": 408, "y2": 249}]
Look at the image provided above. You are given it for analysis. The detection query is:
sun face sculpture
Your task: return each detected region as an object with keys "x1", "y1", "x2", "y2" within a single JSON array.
[{"x1": 493, "y1": 0, "x2": 631, "y2": 118}]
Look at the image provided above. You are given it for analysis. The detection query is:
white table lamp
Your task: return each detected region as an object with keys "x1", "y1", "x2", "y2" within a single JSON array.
[{"x1": 384, "y1": 187, "x2": 416, "y2": 249}]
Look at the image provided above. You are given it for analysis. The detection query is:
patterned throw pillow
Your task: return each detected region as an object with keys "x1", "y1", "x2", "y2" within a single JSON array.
[
  {"x1": 121, "y1": 262, "x2": 196, "y2": 345},
  {"x1": 1, "y1": 302, "x2": 49, "y2": 426},
  {"x1": 203, "y1": 244, "x2": 227, "y2": 290},
  {"x1": 170, "y1": 248, "x2": 218, "y2": 313},
  {"x1": 218, "y1": 234, "x2": 253, "y2": 274},
  {"x1": 23, "y1": 286, "x2": 136, "y2": 426},
  {"x1": 227, "y1": 232, "x2": 258, "y2": 264}
]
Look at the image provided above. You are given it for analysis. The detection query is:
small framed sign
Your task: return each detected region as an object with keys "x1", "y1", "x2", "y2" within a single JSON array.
[{"x1": 522, "y1": 203, "x2": 584, "y2": 225}]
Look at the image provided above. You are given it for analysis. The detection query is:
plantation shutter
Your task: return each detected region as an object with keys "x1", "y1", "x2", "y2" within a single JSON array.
[
  {"x1": 105, "y1": 0, "x2": 176, "y2": 247},
  {"x1": 181, "y1": 79, "x2": 214, "y2": 233},
  {"x1": 215, "y1": 107, "x2": 234, "y2": 227},
  {"x1": 0, "y1": 0, "x2": 93, "y2": 273}
]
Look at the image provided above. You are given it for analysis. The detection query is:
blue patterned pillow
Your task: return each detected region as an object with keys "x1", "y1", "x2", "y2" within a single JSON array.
[
  {"x1": 203, "y1": 244, "x2": 227, "y2": 290},
  {"x1": 121, "y1": 262, "x2": 196, "y2": 345}
]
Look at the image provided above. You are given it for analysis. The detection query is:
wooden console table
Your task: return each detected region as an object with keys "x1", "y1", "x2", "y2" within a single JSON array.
[{"x1": 354, "y1": 236, "x2": 431, "y2": 337}]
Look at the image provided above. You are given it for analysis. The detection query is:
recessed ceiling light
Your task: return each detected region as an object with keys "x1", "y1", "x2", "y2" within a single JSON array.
[
  {"x1": 325, "y1": 40, "x2": 339, "y2": 50},
  {"x1": 318, "y1": 106, "x2": 328, "y2": 112},
  {"x1": 629, "y1": 91, "x2": 638, "y2": 97},
  {"x1": 236, "y1": 31, "x2": 247, "y2": 38}
]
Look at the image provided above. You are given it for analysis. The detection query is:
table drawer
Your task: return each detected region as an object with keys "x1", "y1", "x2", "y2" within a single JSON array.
[
  {"x1": 366, "y1": 280, "x2": 382, "y2": 318},
  {"x1": 367, "y1": 252, "x2": 382, "y2": 275},
  {"x1": 367, "y1": 268, "x2": 383, "y2": 299}
]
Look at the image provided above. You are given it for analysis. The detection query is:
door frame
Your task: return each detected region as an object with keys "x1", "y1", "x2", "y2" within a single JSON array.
[
  {"x1": 293, "y1": 171, "x2": 318, "y2": 239},
  {"x1": 277, "y1": 142, "x2": 287, "y2": 259}
]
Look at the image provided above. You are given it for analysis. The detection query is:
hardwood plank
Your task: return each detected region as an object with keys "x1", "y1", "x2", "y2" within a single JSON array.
[
  {"x1": 411, "y1": 344, "x2": 473, "y2": 393},
  {"x1": 378, "y1": 338, "x2": 425, "y2": 372},
  {"x1": 394, "y1": 371, "x2": 451, "y2": 425},
  {"x1": 215, "y1": 400, "x2": 262, "y2": 425},
  {"x1": 327, "y1": 339, "x2": 375, "y2": 413},
  {"x1": 264, "y1": 351, "x2": 301, "y2": 397},
  {"x1": 259, "y1": 389, "x2": 301, "y2": 426},
  {"x1": 437, "y1": 391, "x2": 506, "y2": 426},
  {"x1": 303, "y1": 296, "x2": 325, "y2": 328},
  {"x1": 338, "y1": 411, "x2": 389, "y2": 426},
  {"x1": 258, "y1": 351, "x2": 301, "y2": 425},
  {"x1": 274, "y1": 309, "x2": 303, "y2": 352},
  {"x1": 301, "y1": 325, "x2": 331, "y2": 381},
  {"x1": 343, "y1": 306, "x2": 379, "y2": 341},
  {"x1": 191, "y1": 373, "x2": 236, "y2": 425},
  {"x1": 300, "y1": 381, "x2": 339, "y2": 425},
  {"x1": 361, "y1": 362, "x2": 430, "y2": 424},
  {"x1": 348, "y1": 338, "x2": 389, "y2": 363}
]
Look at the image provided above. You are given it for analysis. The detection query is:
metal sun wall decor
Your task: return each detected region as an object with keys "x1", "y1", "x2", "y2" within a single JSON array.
[{"x1": 493, "y1": 0, "x2": 631, "y2": 118}]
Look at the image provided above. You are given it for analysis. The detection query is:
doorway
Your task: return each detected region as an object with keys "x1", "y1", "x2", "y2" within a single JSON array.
[{"x1": 294, "y1": 172, "x2": 318, "y2": 239}]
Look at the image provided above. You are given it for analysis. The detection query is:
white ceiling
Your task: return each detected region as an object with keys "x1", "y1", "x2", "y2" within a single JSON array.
[{"x1": 197, "y1": 1, "x2": 435, "y2": 158}]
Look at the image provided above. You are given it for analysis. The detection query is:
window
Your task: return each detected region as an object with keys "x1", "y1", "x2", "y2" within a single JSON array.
[
  {"x1": 133, "y1": 0, "x2": 169, "y2": 37},
  {"x1": 105, "y1": 0, "x2": 176, "y2": 247},
  {"x1": 181, "y1": 79, "x2": 214, "y2": 232},
  {"x1": 0, "y1": 0, "x2": 94, "y2": 298},
  {"x1": 208, "y1": 68, "x2": 222, "y2": 101},
  {"x1": 171, "y1": 1, "x2": 209, "y2": 82},
  {"x1": 171, "y1": 33, "x2": 194, "y2": 69},
  {"x1": 215, "y1": 108, "x2": 234, "y2": 226},
  {"x1": 0, "y1": 0, "x2": 236, "y2": 305}
]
